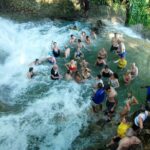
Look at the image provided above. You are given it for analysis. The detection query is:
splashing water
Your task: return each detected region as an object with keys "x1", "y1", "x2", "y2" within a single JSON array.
[{"x1": 0, "y1": 17, "x2": 150, "y2": 150}]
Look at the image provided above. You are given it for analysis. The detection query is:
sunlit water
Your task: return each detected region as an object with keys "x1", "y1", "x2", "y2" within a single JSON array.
[{"x1": 0, "y1": 17, "x2": 150, "y2": 150}]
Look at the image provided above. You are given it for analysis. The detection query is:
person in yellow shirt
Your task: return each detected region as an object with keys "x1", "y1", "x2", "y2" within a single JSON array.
[
  {"x1": 114, "y1": 56, "x2": 127, "y2": 69},
  {"x1": 106, "y1": 116, "x2": 131, "y2": 148}
]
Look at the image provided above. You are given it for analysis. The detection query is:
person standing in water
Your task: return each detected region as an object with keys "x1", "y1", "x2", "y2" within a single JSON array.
[
  {"x1": 120, "y1": 92, "x2": 138, "y2": 117},
  {"x1": 91, "y1": 83, "x2": 105, "y2": 113},
  {"x1": 110, "y1": 33, "x2": 119, "y2": 52},
  {"x1": 27, "y1": 67, "x2": 35, "y2": 79},
  {"x1": 51, "y1": 64, "x2": 62, "y2": 80},
  {"x1": 51, "y1": 41, "x2": 61, "y2": 57},
  {"x1": 117, "y1": 39, "x2": 126, "y2": 58}
]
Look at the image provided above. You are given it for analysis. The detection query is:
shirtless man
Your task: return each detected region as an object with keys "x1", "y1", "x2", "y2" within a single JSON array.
[
  {"x1": 27, "y1": 67, "x2": 35, "y2": 79},
  {"x1": 117, "y1": 128, "x2": 141, "y2": 150},
  {"x1": 69, "y1": 34, "x2": 76, "y2": 44}
]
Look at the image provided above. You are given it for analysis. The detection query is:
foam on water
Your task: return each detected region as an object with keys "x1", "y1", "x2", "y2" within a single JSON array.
[
  {"x1": 103, "y1": 19, "x2": 142, "y2": 39},
  {"x1": 0, "y1": 16, "x2": 148, "y2": 150},
  {"x1": 0, "y1": 17, "x2": 92, "y2": 150}
]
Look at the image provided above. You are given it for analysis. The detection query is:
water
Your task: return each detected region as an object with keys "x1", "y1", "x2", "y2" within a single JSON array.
[{"x1": 0, "y1": 17, "x2": 150, "y2": 150}]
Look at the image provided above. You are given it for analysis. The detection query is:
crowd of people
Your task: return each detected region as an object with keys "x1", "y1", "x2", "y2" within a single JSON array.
[{"x1": 26, "y1": 26, "x2": 150, "y2": 150}]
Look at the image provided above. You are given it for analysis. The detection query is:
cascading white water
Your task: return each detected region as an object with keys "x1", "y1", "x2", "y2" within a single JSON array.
[
  {"x1": 0, "y1": 16, "x2": 150, "y2": 150},
  {"x1": 0, "y1": 17, "x2": 92, "y2": 150}
]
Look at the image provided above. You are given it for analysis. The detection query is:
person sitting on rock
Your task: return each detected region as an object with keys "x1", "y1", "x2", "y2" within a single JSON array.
[
  {"x1": 117, "y1": 128, "x2": 142, "y2": 150},
  {"x1": 106, "y1": 116, "x2": 131, "y2": 149}
]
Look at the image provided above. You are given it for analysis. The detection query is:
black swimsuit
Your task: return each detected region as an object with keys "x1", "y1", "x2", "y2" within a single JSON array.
[
  {"x1": 51, "y1": 68, "x2": 59, "y2": 80},
  {"x1": 53, "y1": 49, "x2": 60, "y2": 57}
]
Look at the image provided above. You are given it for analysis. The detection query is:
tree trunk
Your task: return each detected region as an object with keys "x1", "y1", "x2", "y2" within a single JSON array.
[{"x1": 125, "y1": 0, "x2": 131, "y2": 26}]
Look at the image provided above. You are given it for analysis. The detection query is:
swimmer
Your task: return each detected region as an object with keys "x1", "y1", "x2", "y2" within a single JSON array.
[
  {"x1": 65, "y1": 70, "x2": 73, "y2": 81},
  {"x1": 114, "y1": 56, "x2": 127, "y2": 69},
  {"x1": 94, "y1": 74, "x2": 104, "y2": 88},
  {"x1": 105, "y1": 85, "x2": 117, "y2": 120},
  {"x1": 81, "y1": 31, "x2": 86, "y2": 42},
  {"x1": 123, "y1": 71, "x2": 132, "y2": 85},
  {"x1": 29, "y1": 58, "x2": 41, "y2": 66},
  {"x1": 51, "y1": 41, "x2": 61, "y2": 57},
  {"x1": 101, "y1": 65, "x2": 113, "y2": 78},
  {"x1": 77, "y1": 39, "x2": 85, "y2": 49},
  {"x1": 64, "y1": 46, "x2": 71, "y2": 59},
  {"x1": 116, "y1": 39, "x2": 126, "y2": 58},
  {"x1": 27, "y1": 67, "x2": 35, "y2": 79},
  {"x1": 81, "y1": 67, "x2": 91, "y2": 79},
  {"x1": 91, "y1": 83, "x2": 105, "y2": 113},
  {"x1": 51, "y1": 64, "x2": 62, "y2": 80},
  {"x1": 74, "y1": 48, "x2": 84, "y2": 60},
  {"x1": 129, "y1": 63, "x2": 138, "y2": 79},
  {"x1": 74, "y1": 71, "x2": 84, "y2": 83},
  {"x1": 69, "y1": 34, "x2": 76, "y2": 44},
  {"x1": 65, "y1": 59, "x2": 77, "y2": 73},
  {"x1": 109, "y1": 73, "x2": 120, "y2": 89},
  {"x1": 85, "y1": 36, "x2": 91, "y2": 45},
  {"x1": 80, "y1": 59, "x2": 89, "y2": 68},
  {"x1": 47, "y1": 56, "x2": 56, "y2": 64},
  {"x1": 90, "y1": 30, "x2": 97, "y2": 39},
  {"x1": 120, "y1": 92, "x2": 138, "y2": 117},
  {"x1": 110, "y1": 33, "x2": 119, "y2": 52}
]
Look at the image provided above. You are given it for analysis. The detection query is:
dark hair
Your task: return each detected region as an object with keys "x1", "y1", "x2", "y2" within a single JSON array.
[
  {"x1": 140, "y1": 105, "x2": 146, "y2": 113},
  {"x1": 105, "y1": 85, "x2": 111, "y2": 91},
  {"x1": 73, "y1": 25, "x2": 77, "y2": 29},
  {"x1": 86, "y1": 36, "x2": 89, "y2": 39},
  {"x1": 67, "y1": 70, "x2": 70, "y2": 74},
  {"x1": 124, "y1": 116, "x2": 131, "y2": 122},
  {"x1": 35, "y1": 58, "x2": 39, "y2": 62},
  {"x1": 104, "y1": 65, "x2": 109, "y2": 69},
  {"x1": 97, "y1": 83, "x2": 103, "y2": 89},
  {"x1": 71, "y1": 34, "x2": 74, "y2": 37},
  {"x1": 97, "y1": 74, "x2": 102, "y2": 79},
  {"x1": 113, "y1": 73, "x2": 119, "y2": 79},
  {"x1": 78, "y1": 39, "x2": 81, "y2": 42},
  {"x1": 29, "y1": 67, "x2": 33, "y2": 72}
]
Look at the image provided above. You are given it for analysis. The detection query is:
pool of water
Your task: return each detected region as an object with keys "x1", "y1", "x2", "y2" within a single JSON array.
[{"x1": 0, "y1": 17, "x2": 150, "y2": 150}]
